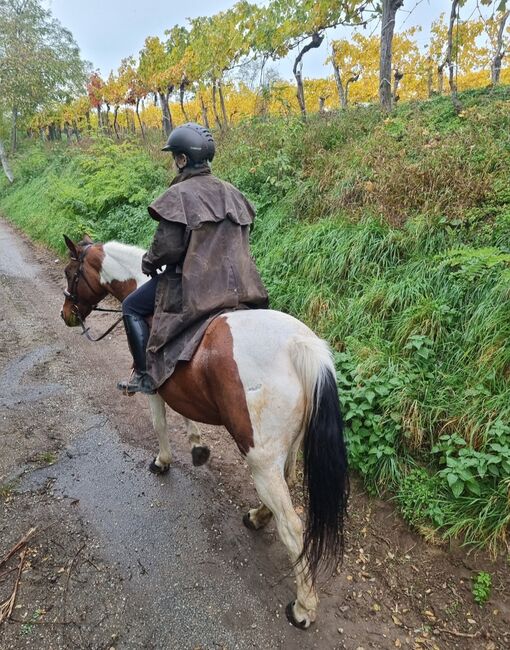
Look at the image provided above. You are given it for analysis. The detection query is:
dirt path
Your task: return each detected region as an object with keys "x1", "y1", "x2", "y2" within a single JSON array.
[{"x1": 0, "y1": 218, "x2": 508, "y2": 650}]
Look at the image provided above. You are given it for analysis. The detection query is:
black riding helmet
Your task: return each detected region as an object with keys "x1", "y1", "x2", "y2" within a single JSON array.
[{"x1": 162, "y1": 122, "x2": 215, "y2": 164}]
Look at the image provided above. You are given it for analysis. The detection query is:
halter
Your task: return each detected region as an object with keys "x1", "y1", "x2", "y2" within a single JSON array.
[{"x1": 63, "y1": 244, "x2": 123, "y2": 342}]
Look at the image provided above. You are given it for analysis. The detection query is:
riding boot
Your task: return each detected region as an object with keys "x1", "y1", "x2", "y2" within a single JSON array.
[{"x1": 117, "y1": 314, "x2": 156, "y2": 395}]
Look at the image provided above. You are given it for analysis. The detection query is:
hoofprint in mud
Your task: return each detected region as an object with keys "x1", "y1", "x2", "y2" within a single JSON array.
[{"x1": 60, "y1": 236, "x2": 349, "y2": 630}]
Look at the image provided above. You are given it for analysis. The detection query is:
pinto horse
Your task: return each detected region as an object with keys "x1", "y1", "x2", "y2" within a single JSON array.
[{"x1": 60, "y1": 235, "x2": 348, "y2": 629}]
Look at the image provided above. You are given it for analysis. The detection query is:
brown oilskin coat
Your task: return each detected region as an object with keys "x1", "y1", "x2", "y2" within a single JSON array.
[{"x1": 142, "y1": 166, "x2": 269, "y2": 388}]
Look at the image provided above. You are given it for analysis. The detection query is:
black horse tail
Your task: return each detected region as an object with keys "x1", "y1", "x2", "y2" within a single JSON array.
[{"x1": 289, "y1": 335, "x2": 349, "y2": 585}]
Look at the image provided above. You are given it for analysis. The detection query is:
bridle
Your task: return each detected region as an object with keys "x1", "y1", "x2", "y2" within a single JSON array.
[{"x1": 63, "y1": 244, "x2": 123, "y2": 342}]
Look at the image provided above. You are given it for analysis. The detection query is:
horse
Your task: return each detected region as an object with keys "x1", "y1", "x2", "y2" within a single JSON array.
[{"x1": 60, "y1": 235, "x2": 349, "y2": 630}]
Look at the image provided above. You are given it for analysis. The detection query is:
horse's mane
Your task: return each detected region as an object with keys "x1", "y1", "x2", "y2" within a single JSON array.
[{"x1": 100, "y1": 240, "x2": 147, "y2": 287}]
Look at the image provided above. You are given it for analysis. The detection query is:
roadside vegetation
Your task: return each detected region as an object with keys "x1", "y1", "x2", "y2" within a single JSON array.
[{"x1": 1, "y1": 86, "x2": 509, "y2": 553}]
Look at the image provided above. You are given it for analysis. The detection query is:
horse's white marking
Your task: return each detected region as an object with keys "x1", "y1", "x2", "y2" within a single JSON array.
[
  {"x1": 225, "y1": 309, "x2": 326, "y2": 623},
  {"x1": 100, "y1": 241, "x2": 148, "y2": 288}
]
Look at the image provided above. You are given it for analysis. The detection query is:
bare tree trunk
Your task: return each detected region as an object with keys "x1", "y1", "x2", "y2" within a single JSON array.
[
  {"x1": 11, "y1": 107, "x2": 18, "y2": 153},
  {"x1": 158, "y1": 90, "x2": 173, "y2": 137},
  {"x1": 427, "y1": 57, "x2": 433, "y2": 97},
  {"x1": 491, "y1": 10, "x2": 509, "y2": 85},
  {"x1": 85, "y1": 111, "x2": 91, "y2": 133},
  {"x1": 379, "y1": 0, "x2": 404, "y2": 111},
  {"x1": 0, "y1": 138, "x2": 14, "y2": 183},
  {"x1": 135, "y1": 98, "x2": 146, "y2": 140},
  {"x1": 64, "y1": 122, "x2": 71, "y2": 141},
  {"x1": 72, "y1": 120, "x2": 80, "y2": 142},
  {"x1": 179, "y1": 80, "x2": 189, "y2": 122},
  {"x1": 218, "y1": 79, "x2": 228, "y2": 128},
  {"x1": 211, "y1": 80, "x2": 223, "y2": 130},
  {"x1": 446, "y1": 0, "x2": 461, "y2": 113},
  {"x1": 199, "y1": 93, "x2": 210, "y2": 128},
  {"x1": 319, "y1": 97, "x2": 326, "y2": 113},
  {"x1": 105, "y1": 104, "x2": 111, "y2": 133},
  {"x1": 331, "y1": 46, "x2": 347, "y2": 109},
  {"x1": 293, "y1": 32, "x2": 324, "y2": 117},
  {"x1": 393, "y1": 68, "x2": 403, "y2": 104},
  {"x1": 345, "y1": 72, "x2": 360, "y2": 106},
  {"x1": 97, "y1": 106, "x2": 102, "y2": 131},
  {"x1": 113, "y1": 106, "x2": 120, "y2": 140}
]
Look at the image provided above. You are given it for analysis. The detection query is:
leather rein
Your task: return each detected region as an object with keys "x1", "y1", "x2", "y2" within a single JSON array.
[{"x1": 64, "y1": 245, "x2": 123, "y2": 342}]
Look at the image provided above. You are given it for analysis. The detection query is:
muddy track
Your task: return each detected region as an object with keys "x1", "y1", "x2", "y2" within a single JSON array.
[{"x1": 0, "y1": 218, "x2": 508, "y2": 650}]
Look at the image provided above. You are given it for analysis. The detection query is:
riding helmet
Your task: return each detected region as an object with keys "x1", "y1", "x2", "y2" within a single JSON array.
[{"x1": 162, "y1": 123, "x2": 215, "y2": 163}]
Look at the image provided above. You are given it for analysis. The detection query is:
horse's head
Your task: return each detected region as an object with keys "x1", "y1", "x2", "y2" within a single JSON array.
[{"x1": 61, "y1": 234, "x2": 108, "y2": 327}]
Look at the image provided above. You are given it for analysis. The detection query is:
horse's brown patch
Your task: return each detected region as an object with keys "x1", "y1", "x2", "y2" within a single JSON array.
[
  {"x1": 108, "y1": 279, "x2": 138, "y2": 302},
  {"x1": 159, "y1": 316, "x2": 254, "y2": 455}
]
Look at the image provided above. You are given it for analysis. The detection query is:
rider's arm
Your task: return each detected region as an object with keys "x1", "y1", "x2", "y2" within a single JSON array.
[{"x1": 141, "y1": 221, "x2": 188, "y2": 275}]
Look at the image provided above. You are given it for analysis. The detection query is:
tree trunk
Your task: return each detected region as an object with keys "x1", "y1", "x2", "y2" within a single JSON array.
[
  {"x1": 379, "y1": 0, "x2": 404, "y2": 112},
  {"x1": 218, "y1": 79, "x2": 228, "y2": 128},
  {"x1": 179, "y1": 81, "x2": 189, "y2": 122},
  {"x1": 211, "y1": 80, "x2": 223, "y2": 130},
  {"x1": 293, "y1": 32, "x2": 324, "y2": 117},
  {"x1": 491, "y1": 10, "x2": 509, "y2": 85},
  {"x1": 393, "y1": 68, "x2": 403, "y2": 104},
  {"x1": 427, "y1": 57, "x2": 433, "y2": 97},
  {"x1": 97, "y1": 106, "x2": 102, "y2": 131},
  {"x1": 331, "y1": 46, "x2": 347, "y2": 109},
  {"x1": 113, "y1": 106, "x2": 120, "y2": 140},
  {"x1": 158, "y1": 91, "x2": 173, "y2": 137},
  {"x1": 446, "y1": 0, "x2": 461, "y2": 113},
  {"x1": 135, "y1": 98, "x2": 146, "y2": 140},
  {"x1": 86, "y1": 111, "x2": 91, "y2": 133},
  {"x1": 199, "y1": 93, "x2": 210, "y2": 129},
  {"x1": 11, "y1": 107, "x2": 18, "y2": 153},
  {"x1": 0, "y1": 138, "x2": 14, "y2": 183},
  {"x1": 345, "y1": 72, "x2": 360, "y2": 106},
  {"x1": 105, "y1": 104, "x2": 111, "y2": 134},
  {"x1": 64, "y1": 122, "x2": 71, "y2": 141},
  {"x1": 437, "y1": 63, "x2": 445, "y2": 94},
  {"x1": 72, "y1": 120, "x2": 80, "y2": 142}
]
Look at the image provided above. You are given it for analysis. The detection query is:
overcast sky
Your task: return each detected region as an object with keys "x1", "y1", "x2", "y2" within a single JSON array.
[{"x1": 45, "y1": 1, "x2": 493, "y2": 81}]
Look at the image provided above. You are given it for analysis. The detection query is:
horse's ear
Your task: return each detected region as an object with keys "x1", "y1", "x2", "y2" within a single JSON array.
[
  {"x1": 82, "y1": 234, "x2": 93, "y2": 245},
  {"x1": 63, "y1": 235, "x2": 78, "y2": 259}
]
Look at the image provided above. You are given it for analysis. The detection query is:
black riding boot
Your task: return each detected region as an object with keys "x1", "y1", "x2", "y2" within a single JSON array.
[{"x1": 117, "y1": 315, "x2": 156, "y2": 395}]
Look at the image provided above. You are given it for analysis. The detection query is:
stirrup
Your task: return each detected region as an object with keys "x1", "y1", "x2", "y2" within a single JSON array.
[{"x1": 117, "y1": 371, "x2": 156, "y2": 395}]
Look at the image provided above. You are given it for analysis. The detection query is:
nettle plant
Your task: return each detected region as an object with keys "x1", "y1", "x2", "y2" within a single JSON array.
[
  {"x1": 335, "y1": 350, "x2": 402, "y2": 488},
  {"x1": 432, "y1": 420, "x2": 510, "y2": 498}
]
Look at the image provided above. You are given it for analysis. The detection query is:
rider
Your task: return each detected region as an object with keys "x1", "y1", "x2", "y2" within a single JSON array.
[{"x1": 118, "y1": 122, "x2": 269, "y2": 395}]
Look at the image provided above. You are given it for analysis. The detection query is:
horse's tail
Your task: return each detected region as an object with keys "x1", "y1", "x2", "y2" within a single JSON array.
[{"x1": 289, "y1": 335, "x2": 349, "y2": 585}]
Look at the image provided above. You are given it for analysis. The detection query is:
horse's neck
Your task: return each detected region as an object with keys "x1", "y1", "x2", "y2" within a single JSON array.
[{"x1": 99, "y1": 242, "x2": 148, "y2": 301}]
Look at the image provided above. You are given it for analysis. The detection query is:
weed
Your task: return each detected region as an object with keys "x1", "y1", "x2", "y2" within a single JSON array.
[{"x1": 472, "y1": 571, "x2": 492, "y2": 606}]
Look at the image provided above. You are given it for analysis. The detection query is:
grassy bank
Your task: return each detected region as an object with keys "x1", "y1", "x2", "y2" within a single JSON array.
[{"x1": 2, "y1": 87, "x2": 510, "y2": 552}]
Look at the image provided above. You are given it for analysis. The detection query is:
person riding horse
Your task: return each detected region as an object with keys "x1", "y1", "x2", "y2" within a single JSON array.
[{"x1": 118, "y1": 123, "x2": 269, "y2": 395}]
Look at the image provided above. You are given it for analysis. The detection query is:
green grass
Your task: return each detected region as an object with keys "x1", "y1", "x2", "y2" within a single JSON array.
[{"x1": 1, "y1": 86, "x2": 510, "y2": 553}]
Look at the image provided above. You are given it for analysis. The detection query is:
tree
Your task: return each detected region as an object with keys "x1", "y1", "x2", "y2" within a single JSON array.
[
  {"x1": 255, "y1": 0, "x2": 370, "y2": 117},
  {"x1": 379, "y1": 0, "x2": 404, "y2": 111},
  {"x1": 0, "y1": 0, "x2": 87, "y2": 155},
  {"x1": 139, "y1": 36, "x2": 174, "y2": 136},
  {"x1": 489, "y1": 8, "x2": 510, "y2": 83}
]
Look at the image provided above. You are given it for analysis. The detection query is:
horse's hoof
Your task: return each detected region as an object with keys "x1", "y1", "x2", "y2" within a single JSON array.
[
  {"x1": 149, "y1": 458, "x2": 170, "y2": 474},
  {"x1": 243, "y1": 512, "x2": 257, "y2": 530},
  {"x1": 285, "y1": 601, "x2": 310, "y2": 630},
  {"x1": 191, "y1": 446, "x2": 210, "y2": 467}
]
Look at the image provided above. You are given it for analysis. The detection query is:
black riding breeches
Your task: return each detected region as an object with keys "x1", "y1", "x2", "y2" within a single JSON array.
[{"x1": 122, "y1": 276, "x2": 159, "y2": 317}]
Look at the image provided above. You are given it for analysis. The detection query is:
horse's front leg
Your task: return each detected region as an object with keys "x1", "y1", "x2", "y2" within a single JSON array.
[
  {"x1": 148, "y1": 393, "x2": 172, "y2": 474},
  {"x1": 184, "y1": 418, "x2": 210, "y2": 466}
]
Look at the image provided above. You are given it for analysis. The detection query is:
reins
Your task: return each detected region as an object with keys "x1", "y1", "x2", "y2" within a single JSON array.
[{"x1": 64, "y1": 243, "x2": 124, "y2": 342}]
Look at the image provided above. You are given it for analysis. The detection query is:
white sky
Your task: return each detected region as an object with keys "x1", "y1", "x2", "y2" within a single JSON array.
[{"x1": 45, "y1": 1, "x2": 494, "y2": 81}]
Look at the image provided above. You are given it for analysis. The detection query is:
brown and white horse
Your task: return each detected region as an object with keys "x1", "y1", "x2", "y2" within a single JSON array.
[{"x1": 60, "y1": 235, "x2": 349, "y2": 629}]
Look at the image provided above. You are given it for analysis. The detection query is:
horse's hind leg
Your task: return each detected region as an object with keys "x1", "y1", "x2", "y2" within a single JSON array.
[
  {"x1": 243, "y1": 441, "x2": 300, "y2": 530},
  {"x1": 249, "y1": 461, "x2": 318, "y2": 628},
  {"x1": 148, "y1": 394, "x2": 172, "y2": 473},
  {"x1": 184, "y1": 418, "x2": 210, "y2": 466}
]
